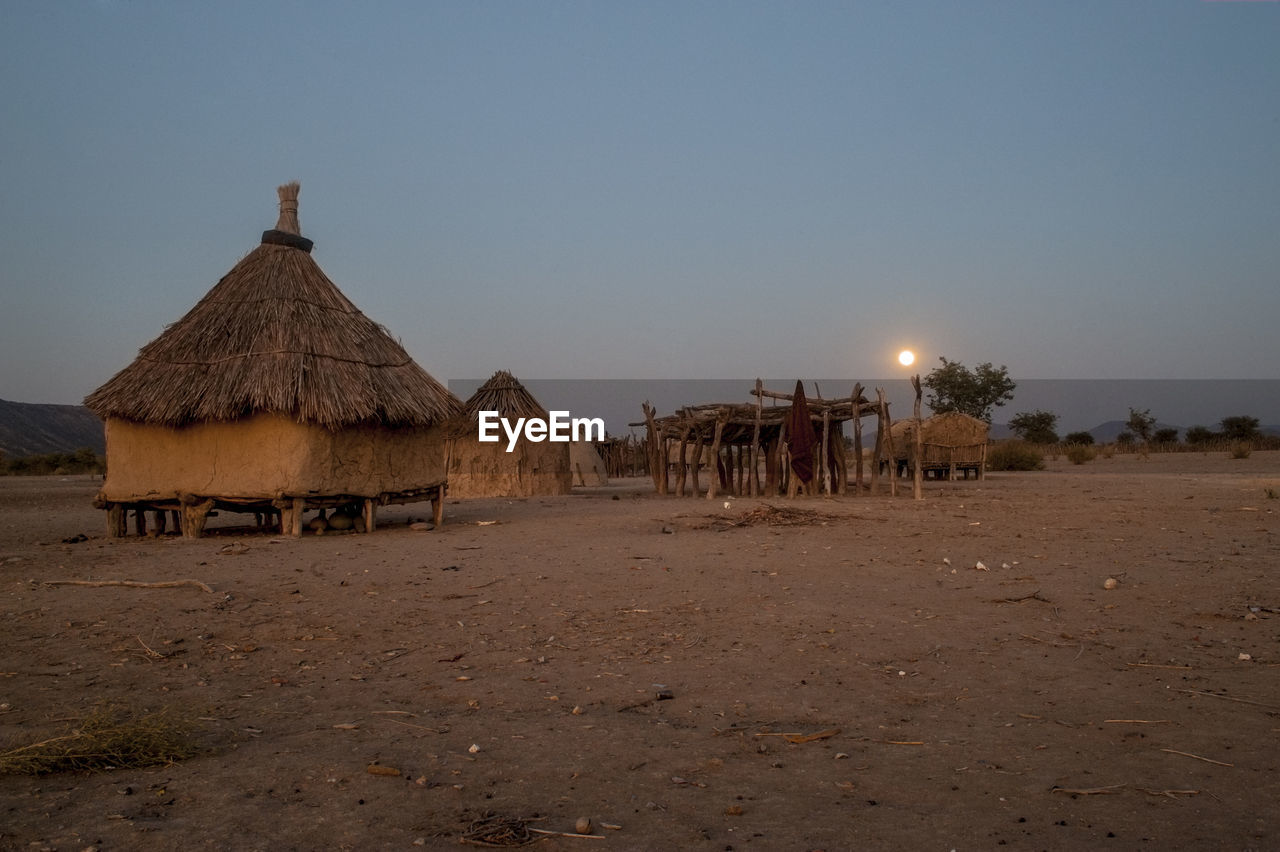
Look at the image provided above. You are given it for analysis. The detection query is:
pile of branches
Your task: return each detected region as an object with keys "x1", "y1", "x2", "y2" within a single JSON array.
[
  {"x1": 698, "y1": 504, "x2": 841, "y2": 530},
  {"x1": 460, "y1": 812, "x2": 543, "y2": 847}
]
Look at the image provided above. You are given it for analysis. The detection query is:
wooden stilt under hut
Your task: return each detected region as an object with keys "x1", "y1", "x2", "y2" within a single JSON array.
[{"x1": 84, "y1": 183, "x2": 463, "y2": 538}]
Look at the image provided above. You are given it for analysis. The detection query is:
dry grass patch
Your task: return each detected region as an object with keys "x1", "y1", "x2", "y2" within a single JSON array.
[{"x1": 0, "y1": 704, "x2": 204, "y2": 776}]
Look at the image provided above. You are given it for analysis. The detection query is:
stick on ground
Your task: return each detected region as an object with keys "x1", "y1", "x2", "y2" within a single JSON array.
[{"x1": 41, "y1": 579, "x2": 214, "y2": 593}]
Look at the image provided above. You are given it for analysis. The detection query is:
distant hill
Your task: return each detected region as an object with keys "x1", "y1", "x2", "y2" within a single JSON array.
[{"x1": 0, "y1": 399, "x2": 105, "y2": 458}]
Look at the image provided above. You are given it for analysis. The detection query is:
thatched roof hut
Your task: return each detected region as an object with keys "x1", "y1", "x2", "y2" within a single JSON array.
[
  {"x1": 889, "y1": 411, "x2": 989, "y2": 479},
  {"x1": 85, "y1": 182, "x2": 463, "y2": 537},
  {"x1": 446, "y1": 370, "x2": 572, "y2": 498}
]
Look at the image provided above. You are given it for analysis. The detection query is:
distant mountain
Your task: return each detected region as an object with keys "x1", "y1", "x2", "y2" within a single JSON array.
[
  {"x1": 1077, "y1": 420, "x2": 1180, "y2": 443},
  {"x1": 0, "y1": 399, "x2": 104, "y2": 458}
]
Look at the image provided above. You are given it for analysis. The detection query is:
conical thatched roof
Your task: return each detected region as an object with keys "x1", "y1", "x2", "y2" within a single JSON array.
[
  {"x1": 85, "y1": 183, "x2": 462, "y2": 429},
  {"x1": 450, "y1": 370, "x2": 548, "y2": 438}
]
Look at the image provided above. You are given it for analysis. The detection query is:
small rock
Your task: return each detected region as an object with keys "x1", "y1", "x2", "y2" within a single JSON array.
[
  {"x1": 468, "y1": 743, "x2": 480, "y2": 754},
  {"x1": 410, "y1": 521, "x2": 434, "y2": 531},
  {"x1": 1238, "y1": 653, "x2": 1252, "y2": 661},
  {"x1": 575, "y1": 817, "x2": 592, "y2": 834},
  {"x1": 661, "y1": 525, "x2": 675, "y2": 535},
  {"x1": 1103, "y1": 577, "x2": 1118, "y2": 590}
]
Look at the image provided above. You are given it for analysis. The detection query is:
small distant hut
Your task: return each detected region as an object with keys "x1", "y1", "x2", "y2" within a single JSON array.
[
  {"x1": 446, "y1": 371, "x2": 572, "y2": 498},
  {"x1": 84, "y1": 182, "x2": 463, "y2": 537},
  {"x1": 889, "y1": 411, "x2": 989, "y2": 480}
]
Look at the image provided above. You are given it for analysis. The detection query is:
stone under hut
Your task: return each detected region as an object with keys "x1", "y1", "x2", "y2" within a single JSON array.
[{"x1": 84, "y1": 182, "x2": 463, "y2": 538}]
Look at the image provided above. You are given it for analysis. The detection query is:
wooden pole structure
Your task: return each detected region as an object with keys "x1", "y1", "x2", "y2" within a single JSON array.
[
  {"x1": 876, "y1": 388, "x2": 896, "y2": 497},
  {"x1": 750, "y1": 378, "x2": 764, "y2": 496},
  {"x1": 676, "y1": 425, "x2": 690, "y2": 497},
  {"x1": 706, "y1": 414, "x2": 726, "y2": 500},
  {"x1": 816, "y1": 409, "x2": 828, "y2": 495},
  {"x1": 869, "y1": 392, "x2": 881, "y2": 495},
  {"x1": 911, "y1": 374, "x2": 924, "y2": 501},
  {"x1": 642, "y1": 402, "x2": 668, "y2": 495},
  {"x1": 690, "y1": 426, "x2": 705, "y2": 496},
  {"x1": 833, "y1": 421, "x2": 847, "y2": 495},
  {"x1": 852, "y1": 383, "x2": 864, "y2": 496}
]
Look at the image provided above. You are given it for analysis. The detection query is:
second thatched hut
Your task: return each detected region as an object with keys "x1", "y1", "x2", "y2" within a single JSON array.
[{"x1": 446, "y1": 371, "x2": 573, "y2": 498}]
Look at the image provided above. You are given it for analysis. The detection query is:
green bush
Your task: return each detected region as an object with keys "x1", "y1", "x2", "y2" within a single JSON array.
[
  {"x1": 986, "y1": 440, "x2": 1045, "y2": 471},
  {"x1": 0, "y1": 448, "x2": 104, "y2": 477},
  {"x1": 1064, "y1": 444, "x2": 1095, "y2": 465},
  {"x1": 1063, "y1": 431, "x2": 1095, "y2": 445}
]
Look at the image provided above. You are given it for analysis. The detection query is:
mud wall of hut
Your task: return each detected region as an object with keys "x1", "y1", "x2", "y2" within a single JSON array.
[
  {"x1": 445, "y1": 438, "x2": 572, "y2": 498},
  {"x1": 100, "y1": 413, "x2": 449, "y2": 501}
]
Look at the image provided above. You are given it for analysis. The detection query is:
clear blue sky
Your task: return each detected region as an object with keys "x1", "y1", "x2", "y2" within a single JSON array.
[{"x1": 2, "y1": 1, "x2": 1277, "y2": 406}]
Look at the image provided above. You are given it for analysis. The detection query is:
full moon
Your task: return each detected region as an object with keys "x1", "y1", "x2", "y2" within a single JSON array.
[{"x1": 898, "y1": 350, "x2": 915, "y2": 366}]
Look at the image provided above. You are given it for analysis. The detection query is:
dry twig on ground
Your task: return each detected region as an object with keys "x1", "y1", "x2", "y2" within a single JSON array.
[{"x1": 41, "y1": 578, "x2": 214, "y2": 593}]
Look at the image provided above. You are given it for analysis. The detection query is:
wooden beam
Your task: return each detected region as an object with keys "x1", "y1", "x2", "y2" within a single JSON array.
[{"x1": 911, "y1": 374, "x2": 924, "y2": 501}]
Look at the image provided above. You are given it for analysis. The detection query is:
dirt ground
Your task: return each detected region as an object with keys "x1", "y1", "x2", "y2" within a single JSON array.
[{"x1": 1, "y1": 451, "x2": 1278, "y2": 851}]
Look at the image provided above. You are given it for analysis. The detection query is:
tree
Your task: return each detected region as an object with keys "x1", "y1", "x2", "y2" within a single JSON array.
[
  {"x1": 1185, "y1": 425, "x2": 1217, "y2": 445},
  {"x1": 1063, "y1": 431, "x2": 1095, "y2": 445},
  {"x1": 923, "y1": 358, "x2": 1016, "y2": 423},
  {"x1": 1125, "y1": 408, "x2": 1156, "y2": 444},
  {"x1": 1153, "y1": 428, "x2": 1180, "y2": 445},
  {"x1": 1125, "y1": 408, "x2": 1157, "y2": 457},
  {"x1": 1008, "y1": 410, "x2": 1059, "y2": 444},
  {"x1": 1219, "y1": 415, "x2": 1260, "y2": 443}
]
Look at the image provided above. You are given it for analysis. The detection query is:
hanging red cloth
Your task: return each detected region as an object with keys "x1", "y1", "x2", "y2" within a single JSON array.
[{"x1": 787, "y1": 380, "x2": 816, "y2": 485}]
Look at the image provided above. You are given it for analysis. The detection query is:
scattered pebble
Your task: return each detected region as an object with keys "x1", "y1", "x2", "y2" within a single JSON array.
[{"x1": 1104, "y1": 578, "x2": 1119, "y2": 590}]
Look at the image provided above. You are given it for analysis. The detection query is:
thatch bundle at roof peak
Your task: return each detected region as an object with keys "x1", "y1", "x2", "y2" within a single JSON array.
[{"x1": 85, "y1": 183, "x2": 461, "y2": 430}]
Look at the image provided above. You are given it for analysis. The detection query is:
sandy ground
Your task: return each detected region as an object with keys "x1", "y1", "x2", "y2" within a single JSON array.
[{"x1": 1, "y1": 451, "x2": 1278, "y2": 851}]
